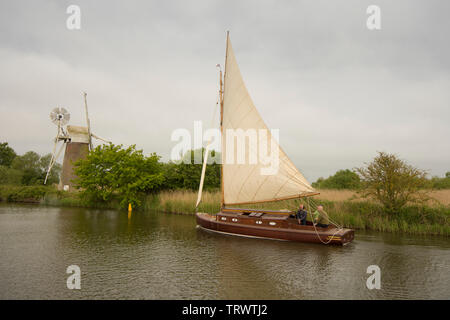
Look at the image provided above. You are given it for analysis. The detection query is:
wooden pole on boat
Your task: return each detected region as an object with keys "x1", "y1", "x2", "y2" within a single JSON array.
[{"x1": 220, "y1": 31, "x2": 229, "y2": 210}]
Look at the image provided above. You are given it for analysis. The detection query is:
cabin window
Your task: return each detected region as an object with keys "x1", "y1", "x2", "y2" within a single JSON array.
[
  {"x1": 232, "y1": 218, "x2": 238, "y2": 222},
  {"x1": 256, "y1": 221, "x2": 262, "y2": 225},
  {"x1": 269, "y1": 222, "x2": 276, "y2": 226},
  {"x1": 220, "y1": 217, "x2": 227, "y2": 221}
]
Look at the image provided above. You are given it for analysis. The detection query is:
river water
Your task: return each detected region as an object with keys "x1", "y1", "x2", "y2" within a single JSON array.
[{"x1": 0, "y1": 204, "x2": 449, "y2": 299}]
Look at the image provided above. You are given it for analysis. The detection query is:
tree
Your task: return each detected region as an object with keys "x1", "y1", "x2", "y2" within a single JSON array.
[
  {"x1": 312, "y1": 169, "x2": 360, "y2": 189},
  {"x1": 355, "y1": 152, "x2": 429, "y2": 214},
  {"x1": 73, "y1": 144, "x2": 164, "y2": 208},
  {"x1": 0, "y1": 142, "x2": 17, "y2": 167},
  {"x1": 161, "y1": 149, "x2": 221, "y2": 191},
  {"x1": 430, "y1": 173, "x2": 450, "y2": 190},
  {"x1": 11, "y1": 151, "x2": 42, "y2": 185},
  {"x1": 9, "y1": 151, "x2": 60, "y2": 185},
  {"x1": 39, "y1": 153, "x2": 61, "y2": 185},
  {"x1": 0, "y1": 165, "x2": 23, "y2": 185}
]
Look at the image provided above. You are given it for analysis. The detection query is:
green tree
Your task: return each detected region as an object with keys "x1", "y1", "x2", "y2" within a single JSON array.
[
  {"x1": 11, "y1": 151, "x2": 41, "y2": 185},
  {"x1": 355, "y1": 152, "x2": 429, "y2": 214},
  {"x1": 0, "y1": 165, "x2": 23, "y2": 185},
  {"x1": 73, "y1": 144, "x2": 164, "y2": 208},
  {"x1": 312, "y1": 169, "x2": 360, "y2": 189},
  {"x1": 39, "y1": 153, "x2": 61, "y2": 185},
  {"x1": 0, "y1": 142, "x2": 17, "y2": 167},
  {"x1": 162, "y1": 149, "x2": 221, "y2": 191},
  {"x1": 430, "y1": 174, "x2": 450, "y2": 190},
  {"x1": 10, "y1": 151, "x2": 60, "y2": 185}
]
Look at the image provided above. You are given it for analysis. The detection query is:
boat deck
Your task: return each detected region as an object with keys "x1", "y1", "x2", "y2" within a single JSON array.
[{"x1": 196, "y1": 212, "x2": 354, "y2": 245}]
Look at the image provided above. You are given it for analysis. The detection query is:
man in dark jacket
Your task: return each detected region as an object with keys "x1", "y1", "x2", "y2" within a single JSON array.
[{"x1": 296, "y1": 204, "x2": 307, "y2": 225}]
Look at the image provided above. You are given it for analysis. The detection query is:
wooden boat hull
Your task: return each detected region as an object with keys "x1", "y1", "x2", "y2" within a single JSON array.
[{"x1": 196, "y1": 212, "x2": 354, "y2": 245}]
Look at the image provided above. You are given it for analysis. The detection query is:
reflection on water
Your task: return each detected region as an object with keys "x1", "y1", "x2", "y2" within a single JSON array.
[{"x1": 0, "y1": 204, "x2": 449, "y2": 299}]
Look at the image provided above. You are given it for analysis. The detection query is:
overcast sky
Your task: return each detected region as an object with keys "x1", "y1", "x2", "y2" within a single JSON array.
[{"x1": 0, "y1": 0, "x2": 449, "y2": 182}]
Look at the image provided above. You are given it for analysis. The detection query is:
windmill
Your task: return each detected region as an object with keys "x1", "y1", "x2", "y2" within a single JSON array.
[
  {"x1": 44, "y1": 92, "x2": 111, "y2": 190},
  {"x1": 43, "y1": 107, "x2": 71, "y2": 185}
]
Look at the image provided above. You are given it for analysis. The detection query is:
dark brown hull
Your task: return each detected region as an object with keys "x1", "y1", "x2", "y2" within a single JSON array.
[{"x1": 196, "y1": 211, "x2": 354, "y2": 245}]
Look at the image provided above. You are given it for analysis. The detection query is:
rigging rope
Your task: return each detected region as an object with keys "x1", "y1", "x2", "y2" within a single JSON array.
[
  {"x1": 306, "y1": 197, "x2": 343, "y2": 245},
  {"x1": 284, "y1": 195, "x2": 344, "y2": 244}
]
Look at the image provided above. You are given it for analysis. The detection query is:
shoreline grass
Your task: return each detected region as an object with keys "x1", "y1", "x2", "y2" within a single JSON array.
[
  {"x1": 1, "y1": 186, "x2": 449, "y2": 236},
  {"x1": 146, "y1": 190, "x2": 450, "y2": 236}
]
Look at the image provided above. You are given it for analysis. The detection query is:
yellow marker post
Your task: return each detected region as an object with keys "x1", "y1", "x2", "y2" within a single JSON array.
[{"x1": 128, "y1": 203, "x2": 132, "y2": 219}]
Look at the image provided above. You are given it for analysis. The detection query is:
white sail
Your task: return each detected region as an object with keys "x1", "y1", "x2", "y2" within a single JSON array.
[
  {"x1": 196, "y1": 145, "x2": 211, "y2": 208},
  {"x1": 222, "y1": 35, "x2": 315, "y2": 205}
]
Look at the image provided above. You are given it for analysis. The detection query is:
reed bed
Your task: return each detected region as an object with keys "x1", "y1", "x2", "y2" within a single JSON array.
[
  {"x1": 144, "y1": 189, "x2": 450, "y2": 236},
  {"x1": 2, "y1": 185, "x2": 449, "y2": 236},
  {"x1": 315, "y1": 189, "x2": 450, "y2": 207},
  {"x1": 145, "y1": 189, "x2": 221, "y2": 214}
]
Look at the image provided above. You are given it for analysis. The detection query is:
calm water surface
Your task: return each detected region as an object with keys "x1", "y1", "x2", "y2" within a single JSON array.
[{"x1": 0, "y1": 204, "x2": 449, "y2": 299}]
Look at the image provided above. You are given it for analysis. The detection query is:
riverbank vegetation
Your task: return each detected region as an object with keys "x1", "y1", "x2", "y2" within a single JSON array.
[
  {"x1": 1, "y1": 186, "x2": 448, "y2": 236},
  {"x1": 1, "y1": 141, "x2": 449, "y2": 236},
  {"x1": 154, "y1": 189, "x2": 449, "y2": 236},
  {"x1": 0, "y1": 142, "x2": 60, "y2": 186}
]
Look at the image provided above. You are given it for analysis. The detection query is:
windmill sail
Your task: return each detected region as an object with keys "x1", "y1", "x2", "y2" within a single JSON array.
[{"x1": 222, "y1": 35, "x2": 315, "y2": 205}]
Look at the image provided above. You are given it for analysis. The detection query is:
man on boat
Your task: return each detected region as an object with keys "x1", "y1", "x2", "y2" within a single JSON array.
[
  {"x1": 296, "y1": 204, "x2": 307, "y2": 225},
  {"x1": 312, "y1": 205, "x2": 329, "y2": 228}
]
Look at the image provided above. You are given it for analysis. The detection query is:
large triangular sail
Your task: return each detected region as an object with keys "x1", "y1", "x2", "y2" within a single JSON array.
[{"x1": 222, "y1": 34, "x2": 316, "y2": 205}]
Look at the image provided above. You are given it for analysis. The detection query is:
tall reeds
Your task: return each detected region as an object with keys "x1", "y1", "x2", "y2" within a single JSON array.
[{"x1": 143, "y1": 189, "x2": 450, "y2": 236}]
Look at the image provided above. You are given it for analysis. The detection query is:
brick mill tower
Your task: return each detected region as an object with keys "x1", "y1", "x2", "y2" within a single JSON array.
[{"x1": 44, "y1": 93, "x2": 110, "y2": 191}]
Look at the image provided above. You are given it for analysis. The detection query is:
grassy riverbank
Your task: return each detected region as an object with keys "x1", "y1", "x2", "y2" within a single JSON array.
[
  {"x1": 152, "y1": 189, "x2": 450, "y2": 236},
  {"x1": 1, "y1": 185, "x2": 449, "y2": 236}
]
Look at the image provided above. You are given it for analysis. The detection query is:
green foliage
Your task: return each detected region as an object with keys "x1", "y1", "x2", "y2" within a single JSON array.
[
  {"x1": 10, "y1": 151, "x2": 60, "y2": 185},
  {"x1": 0, "y1": 142, "x2": 17, "y2": 167},
  {"x1": 0, "y1": 185, "x2": 55, "y2": 202},
  {"x1": 12, "y1": 151, "x2": 41, "y2": 185},
  {"x1": 39, "y1": 154, "x2": 61, "y2": 185},
  {"x1": 162, "y1": 149, "x2": 221, "y2": 191},
  {"x1": 312, "y1": 169, "x2": 360, "y2": 189},
  {"x1": 73, "y1": 144, "x2": 164, "y2": 208},
  {"x1": 430, "y1": 175, "x2": 450, "y2": 190},
  {"x1": 0, "y1": 165, "x2": 23, "y2": 185},
  {"x1": 355, "y1": 152, "x2": 429, "y2": 214},
  {"x1": 0, "y1": 143, "x2": 61, "y2": 186}
]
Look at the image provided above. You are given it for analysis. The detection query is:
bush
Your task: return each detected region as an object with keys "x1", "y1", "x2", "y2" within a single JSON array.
[
  {"x1": 356, "y1": 152, "x2": 429, "y2": 214},
  {"x1": 312, "y1": 169, "x2": 360, "y2": 189},
  {"x1": 0, "y1": 185, "x2": 56, "y2": 203},
  {"x1": 73, "y1": 144, "x2": 165, "y2": 208},
  {"x1": 0, "y1": 142, "x2": 16, "y2": 167},
  {"x1": 430, "y1": 175, "x2": 450, "y2": 190},
  {"x1": 0, "y1": 165, "x2": 23, "y2": 185},
  {"x1": 161, "y1": 149, "x2": 221, "y2": 191}
]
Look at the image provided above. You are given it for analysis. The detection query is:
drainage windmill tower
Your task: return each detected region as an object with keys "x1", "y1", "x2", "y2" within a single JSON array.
[
  {"x1": 44, "y1": 92, "x2": 111, "y2": 191},
  {"x1": 44, "y1": 107, "x2": 71, "y2": 186}
]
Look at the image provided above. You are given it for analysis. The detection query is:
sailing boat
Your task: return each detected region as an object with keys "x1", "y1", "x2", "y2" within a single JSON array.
[{"x1": 196, "y1": 33, "x2": 354, "y2": 245}]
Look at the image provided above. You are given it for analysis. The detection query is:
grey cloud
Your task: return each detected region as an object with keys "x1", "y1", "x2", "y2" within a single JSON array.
[{"x1": 0, "y1": 0, "x2": 449, "y2": 182}]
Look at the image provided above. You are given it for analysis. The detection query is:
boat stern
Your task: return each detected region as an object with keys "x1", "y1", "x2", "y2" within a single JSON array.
[{"x1": 340, "y1": 228, "x2": 355, "y2": 245}]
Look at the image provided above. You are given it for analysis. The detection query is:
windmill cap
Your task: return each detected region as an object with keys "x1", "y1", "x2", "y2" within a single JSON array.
[{"x1": 67, "y1": 125, "x2": 90, "y2": 144}]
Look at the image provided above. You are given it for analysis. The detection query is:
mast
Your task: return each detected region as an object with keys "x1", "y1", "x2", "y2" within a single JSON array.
[
  {"x1": 83, "y1": 92, "x2": 93, "y2": 151},
  {"x1": 220, "y1": 31, "x2": 229, "y2": 210}
]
